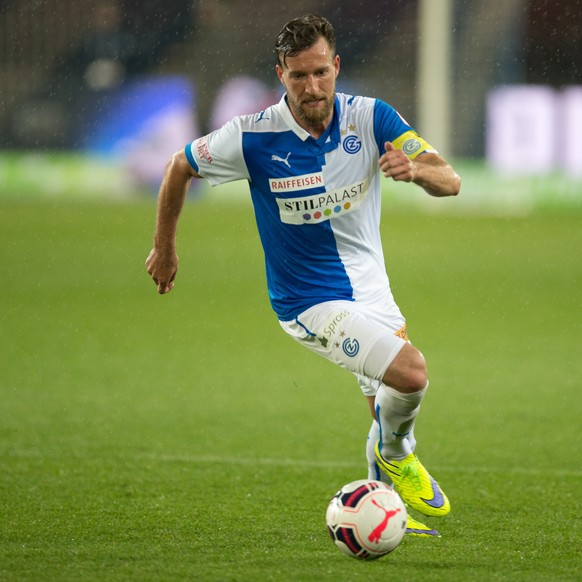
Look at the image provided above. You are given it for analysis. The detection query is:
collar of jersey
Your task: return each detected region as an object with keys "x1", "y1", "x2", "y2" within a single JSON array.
[{"x1": 278, "y1": 94, "x2": 342, "y2": 153}]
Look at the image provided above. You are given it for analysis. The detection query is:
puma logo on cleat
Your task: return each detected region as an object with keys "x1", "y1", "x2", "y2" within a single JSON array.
[{"x1": 271, "y1": 152, "x2": 292, "y2": 167}]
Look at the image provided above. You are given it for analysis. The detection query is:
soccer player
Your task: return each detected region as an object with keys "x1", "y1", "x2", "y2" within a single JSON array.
[{"x1": 146, "y1": 15, "x2": 461, "y2": 537}]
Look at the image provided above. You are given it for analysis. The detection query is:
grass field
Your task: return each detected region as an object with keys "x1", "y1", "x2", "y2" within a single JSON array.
[{"x1": 1, "y1": 186, "x2": 581, "y2": 580}]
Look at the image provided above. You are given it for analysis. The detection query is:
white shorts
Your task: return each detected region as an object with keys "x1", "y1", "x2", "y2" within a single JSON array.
[{"x1": 279, "y1": 296, "x2": 408, "y2": 397}]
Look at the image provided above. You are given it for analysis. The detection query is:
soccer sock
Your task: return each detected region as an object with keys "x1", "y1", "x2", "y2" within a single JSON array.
[
  {"x1": 407, "y1": 426, "x2": 417, "y2": 453},
  {"x1": 366, "y1": 420, "x2": 418, "y2": 483},
  {"x1": 375, "y1": 384, "x2": 427, "y2": 461},
  {"x1": 366, "y1": 420, "x2": 388, "y2": 482}
]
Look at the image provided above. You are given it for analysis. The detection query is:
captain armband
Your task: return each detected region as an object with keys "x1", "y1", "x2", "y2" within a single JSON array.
[{"x1": 392, "y1": 131, "x2": 437, "y2": 159}]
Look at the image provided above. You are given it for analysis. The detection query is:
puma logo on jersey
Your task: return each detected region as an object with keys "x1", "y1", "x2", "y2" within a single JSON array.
[{"x1": 271, "y1": 152, "x2": 292, "y2": 167}]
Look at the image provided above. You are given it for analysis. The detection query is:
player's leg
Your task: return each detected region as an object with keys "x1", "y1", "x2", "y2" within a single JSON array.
[
  {"x1": 279, "y1": 301, "x2": 449, "y2": 516},
  {"x1": 341, "y1": 308, "x2": 449, "y2": 519},
  {"x1": 374, "y1": 345, "x2": 450, "y2": 516},
  {"x1": 365, "y1": 415, "x2": 383, "y2": 482},
  {"x1": 365, "y1": 381, "x2": 425, "y2": 484},
  {"x1": 358, "y1": 359, "x2": 420, "y2": 481},
  {"x1": 364, "y1": 403, "x2": 439, "y2": 537},
  {"x1": 381, "y1": 342, "x2": 428, "y2": 393},
  {"x1": 280, "y1": 301, "x2": 423, "y2": 471},
  {"x1": 375, "y1": 344, "x2": 427, "y2": 459},
  {"x1": 355, "y1": 376, "x2": 385, "y2": 482}
]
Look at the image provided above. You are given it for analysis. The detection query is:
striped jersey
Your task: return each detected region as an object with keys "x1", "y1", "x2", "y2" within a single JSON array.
[{"x1": 185, "y1": 92, "x2": 435, "y2": 321}]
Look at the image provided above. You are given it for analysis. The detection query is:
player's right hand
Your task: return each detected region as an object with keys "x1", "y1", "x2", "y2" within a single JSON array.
[{"x1": 145, "y1": 248, "x2": 178, "y2": 294}]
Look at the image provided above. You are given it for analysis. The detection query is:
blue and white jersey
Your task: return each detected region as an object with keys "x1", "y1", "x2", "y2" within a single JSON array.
[{"x1": 185, "y1": 93, "x2": 435, "y2": 321}]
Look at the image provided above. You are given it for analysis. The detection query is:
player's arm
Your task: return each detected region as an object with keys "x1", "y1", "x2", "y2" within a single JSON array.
[
  {"x1": 379, "y1": 141, "x2": 461, "y2": 198},
  {"x1": 146, "y1": 150, "x2": 200, "y2": 294}
]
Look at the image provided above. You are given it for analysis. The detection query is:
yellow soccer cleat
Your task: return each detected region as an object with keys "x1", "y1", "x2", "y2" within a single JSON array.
[
  {"x1": 406, "y1": 514, "x2": 440, "y2": 537},
  {"x1": 375, "y1": 443, "x2": 450, "y2": 517}
]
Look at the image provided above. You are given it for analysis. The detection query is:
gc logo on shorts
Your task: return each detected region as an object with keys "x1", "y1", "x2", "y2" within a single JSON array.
[
  {"x1": 342, "y1": 337, "x2": 360, "y2": 357},
  {"x1": 279, "y1": 299, "x2": 407, "y2": 386}
]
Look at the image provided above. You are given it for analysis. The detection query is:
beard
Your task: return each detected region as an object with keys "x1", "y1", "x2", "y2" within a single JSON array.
[{"x1": 291, "y1": 93, "x2": 334, "y2": 126}]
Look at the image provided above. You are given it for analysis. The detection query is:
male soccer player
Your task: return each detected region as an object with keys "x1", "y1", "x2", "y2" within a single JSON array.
[{"x1": 146, "y1": 15, "x2": 461, "y2": 537}]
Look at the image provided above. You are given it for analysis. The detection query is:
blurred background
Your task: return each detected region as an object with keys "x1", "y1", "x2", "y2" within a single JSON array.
[{"x1": 0, "y1": 0, "x2": 581, "y2": 203}]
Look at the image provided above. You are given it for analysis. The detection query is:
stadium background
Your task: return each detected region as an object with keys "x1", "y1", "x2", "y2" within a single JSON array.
[
  {"x1": 2, "y1": 0, "x2": 582, "y2": 207},
  {"x1": 1, "y1": 1, "x2": 581, "y2": 581},
  {"x1": 2, "y1": 0, "x2": 582, "y2": 156}
]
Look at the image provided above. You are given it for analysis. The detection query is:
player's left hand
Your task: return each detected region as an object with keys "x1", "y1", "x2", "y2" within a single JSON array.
[
  {"x1": 146, "y1": 248, "x2": 178, "y2": 294},
  {"x1": 378, "y1": 141, "x2": 415, "y2": 183}
]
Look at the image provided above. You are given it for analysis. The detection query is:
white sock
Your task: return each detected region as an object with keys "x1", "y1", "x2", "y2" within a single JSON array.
[
  {"x1": 375, "y1": 384, "x2": 427, "y2": 461},
  {"x1": 365, "y1": 420, "x2": 418, "y2": 483},
  {"x1": 407, "y1": 426, "x2": 417, "y2": 453},
  {"x1": 366, "y1": 420, "x2": 391, "y2": 483}
]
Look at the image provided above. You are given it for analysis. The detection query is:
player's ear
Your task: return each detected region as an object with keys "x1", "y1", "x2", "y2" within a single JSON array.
[
  {"x1": 334, "y1": 54, "x2": 340, "y2": 78},
  {"x1": 276, "y1": 64, "x2": 284, "y2": 83}
]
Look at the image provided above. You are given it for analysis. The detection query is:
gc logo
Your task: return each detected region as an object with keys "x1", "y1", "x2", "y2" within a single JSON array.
[
  {"x1": 402, "y1": 138, "x2": 421, "y2": 156},
  {"x1": 342, "y1": 135, "x2": 362, "y2": 154},
  {"x1": 342, "y1": 337, "x2": 360, "y2": 357}
]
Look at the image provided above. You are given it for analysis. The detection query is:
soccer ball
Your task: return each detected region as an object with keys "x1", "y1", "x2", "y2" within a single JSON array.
[{"x1": 326, "y1": 479, "x2": 407, "y2": 560}]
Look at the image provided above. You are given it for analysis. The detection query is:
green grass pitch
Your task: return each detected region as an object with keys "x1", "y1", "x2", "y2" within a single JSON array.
[{"x1": 0, "y1": 190, "x2": 581, "y2": 581}]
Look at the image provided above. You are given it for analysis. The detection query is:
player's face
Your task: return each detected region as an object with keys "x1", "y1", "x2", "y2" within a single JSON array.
[{"x1": 276, "y1": 37, "x2": 340, "y2": 134}]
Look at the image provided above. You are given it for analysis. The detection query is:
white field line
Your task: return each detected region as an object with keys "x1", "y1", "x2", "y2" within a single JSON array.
[
  {"x1": 5, "y1": 449, "x2": 582, "y2": 477},
  {"x1": 138, "y1": 452, "x2": 582, "y2": 477}
]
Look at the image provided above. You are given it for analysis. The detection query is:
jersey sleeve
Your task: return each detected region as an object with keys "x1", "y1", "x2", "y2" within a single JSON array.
[
  {"x1": 373, "y1": 99, "x2": 438, "y2": 159},
  {"x1": 185, "y1": 117, "x2": 250, "y2": 186}
]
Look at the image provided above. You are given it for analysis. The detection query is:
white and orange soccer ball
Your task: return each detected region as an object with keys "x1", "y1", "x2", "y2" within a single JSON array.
[{"x1": 326, "y1": 479, "x2": 407, "y2": 560}]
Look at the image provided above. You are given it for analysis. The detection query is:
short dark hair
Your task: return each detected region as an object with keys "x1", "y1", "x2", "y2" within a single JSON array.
[{"x1": 274, "y1": 14, "x2": 336, "y2": 68}]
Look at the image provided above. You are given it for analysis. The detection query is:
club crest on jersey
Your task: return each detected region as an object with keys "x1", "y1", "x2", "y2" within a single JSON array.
[
  {"x1": 276, "y1": 178, "x2": 369, "y2": 225},
  {"x1": 342, "y1": 134, "x2": 362, "y2": 154}
]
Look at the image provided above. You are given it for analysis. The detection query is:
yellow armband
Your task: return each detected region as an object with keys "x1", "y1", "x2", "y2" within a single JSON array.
[{"x1": 392, "y1": 131, "x2": 437, "y2": 159}]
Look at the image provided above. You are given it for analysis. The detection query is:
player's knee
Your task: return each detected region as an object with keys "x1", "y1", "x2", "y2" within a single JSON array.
[
  {"x1": 382, "y1": 345, "x2": 428, "y2": 393},
  {"x1": 406, "y1": 364, "x2": 428, "y2": 393},
  {"x1": 413, "y1": 349, "x2": 428, "y2": 390},
  {"x1": 400, "y1": 359, "x2": 427, "y2": 393}
]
